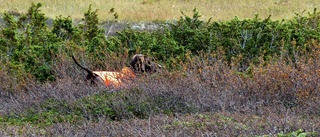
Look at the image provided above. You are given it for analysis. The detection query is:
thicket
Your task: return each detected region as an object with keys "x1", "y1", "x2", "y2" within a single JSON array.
[{"x1": 1, "y1": 3, "x2": 320, "y2": 87}]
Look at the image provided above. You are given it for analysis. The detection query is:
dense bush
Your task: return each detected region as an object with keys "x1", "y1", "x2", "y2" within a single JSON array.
[
  {"x1": 1, "y1": 3, "x2": 320, "y2": 84},
  {"x1": 0, "y1": 3, "x2": 111, "y2": 84},
  {"x1": 111, "y1": 8, "x2": 320, "y2": 71},
  {"x1": 0, "y1": 3, "x2": 56, "y2": 82}
]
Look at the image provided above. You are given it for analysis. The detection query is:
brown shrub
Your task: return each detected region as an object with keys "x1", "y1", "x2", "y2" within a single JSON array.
[{"x1": 0, "y1": 43, "x2": 319, "y2": 136}]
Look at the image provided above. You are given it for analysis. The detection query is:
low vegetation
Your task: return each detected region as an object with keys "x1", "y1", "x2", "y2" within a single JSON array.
[{"x1": 0, "y1": 2, "x2": 319, "y2": 136}]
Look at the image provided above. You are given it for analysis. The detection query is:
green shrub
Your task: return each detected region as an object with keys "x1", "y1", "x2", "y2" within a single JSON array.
[
  {"x1": 0, "y1": 3, "x2": 111, "y2": 83},
  {"x1": 166, "y1": 8, "x2": 211, "y2": 52},
  {"x1": 52, "y1": 15, "x2": 75, "y2": 40},
  {"x1": 0, "y1": 2, "x2": 58, "y2": 82},
  {"x1": 1, "y1": 3, "x2": 320, "y2": 86}
]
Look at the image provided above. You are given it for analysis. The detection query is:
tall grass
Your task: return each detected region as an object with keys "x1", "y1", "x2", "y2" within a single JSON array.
[{"x1": 1, "y1": 0, "x2": 320, "y2": 22}]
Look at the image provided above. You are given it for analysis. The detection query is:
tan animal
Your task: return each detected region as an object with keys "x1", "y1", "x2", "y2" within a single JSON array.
[{"x1": 72, "y1": 54, "x2": 161, "y2": 87}]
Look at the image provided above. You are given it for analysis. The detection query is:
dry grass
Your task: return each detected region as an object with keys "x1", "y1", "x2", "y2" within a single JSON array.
[{"x1": 1, "y1": 0, "x2": 319, "y2": 22}]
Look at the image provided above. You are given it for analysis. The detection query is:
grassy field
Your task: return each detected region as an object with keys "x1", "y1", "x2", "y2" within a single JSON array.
[{"x1": 1, "y1": 0, "x2": 320, "y2": 22}]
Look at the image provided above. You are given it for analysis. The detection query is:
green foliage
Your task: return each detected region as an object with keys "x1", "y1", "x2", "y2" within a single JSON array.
[
  {"x1": 1, "y1": 3, "x2": 320, "y2": 87},
  {"x1": 82, "y1": 4, "x2": 101, "y2": 41},
  {"x1": 78, "y1": 4, "x2": 108, "y2": 57},
  {"x1": 0, "y1": 2, "x2": 58, "y2": 82},
  {"x1": 52, "y1": 15, "x2": 75, "y2": 40},
  {"x1": 0, "y1": 3, "x2": 110, "y2": 83},
  {"x1": 167, "y1": 8, "x2": 211, "y2": 52},
  {"x1": 111, "y1": 8, "x2": 320, "y2": 71},
  {"x1": 114, "y1": 29, "x2": 184, "y2": 60}
]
